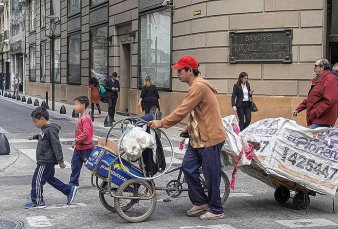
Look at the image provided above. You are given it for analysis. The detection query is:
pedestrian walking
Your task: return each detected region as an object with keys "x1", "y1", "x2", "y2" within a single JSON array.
[
  {"x1": 2, "y1": 76, "x2": 6, "y2": 94},
  {"x1": 293, "y1": 59, "x2": 338, "y2": 128},
  {"x1": 13, "y1": 74, "x2": 20, "y2": 97},
  {"x1": 25, "y1": 107, "x2": 78, "y2": 209},
  {"x1": 332, "y1": 62, "x2": 338, "y2": 77},
  {"x1": 138, "y1": 76, "x2": 160, "y2": 115},
  {"x1": 150, "y1": 55, "x2": 226, "y2": 220},
  {"x1": 89, "y1": 77, "x2": 101, "y2": 116},
  {"x1": 70, "y1": 96, "x2": 94, "y2": 186},
  {"x1": 231, "y1": 72, "x2": 254, "y2": 131},
  {"x1": 0, "y1": 74, "x2": 3, "y2": 93},
  {"x1": 104, "y1": 72, "x2": 120, "y2": 122}
]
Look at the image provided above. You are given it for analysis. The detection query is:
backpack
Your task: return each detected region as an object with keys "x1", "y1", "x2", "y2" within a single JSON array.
[{"x1": 99, "y1": 84, "x2": 108, "y2": 103}]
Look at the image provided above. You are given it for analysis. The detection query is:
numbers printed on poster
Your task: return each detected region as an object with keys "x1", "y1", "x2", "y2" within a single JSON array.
[{"x1": 281, "y1": 147, "x2": 338, "y2": 179}]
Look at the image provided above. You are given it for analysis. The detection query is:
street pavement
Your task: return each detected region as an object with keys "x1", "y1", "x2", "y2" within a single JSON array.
[{"x1": 1, "y1": 95, "x2": 338, "y2": 229}]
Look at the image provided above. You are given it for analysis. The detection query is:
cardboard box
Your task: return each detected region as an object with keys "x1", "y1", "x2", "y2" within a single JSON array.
[{"x1": 98, "y1": 137, "x2": 118, "y2": 154}]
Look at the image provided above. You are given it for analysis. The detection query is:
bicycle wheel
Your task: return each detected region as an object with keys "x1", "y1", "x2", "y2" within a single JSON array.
[
  {"x1": 99, "y1": 181, "x2": 135, "y2": 212},
  {"x1": 200, "y1": 170, "x2": 230, "y2": 205},
  {"x1": 114, "y1": 179, "x2": 157, "y2": 223}
]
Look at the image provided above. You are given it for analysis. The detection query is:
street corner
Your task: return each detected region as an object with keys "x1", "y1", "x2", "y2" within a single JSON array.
[{"x1": 0, "y1": 146, "x2": 19, "y2": 174}]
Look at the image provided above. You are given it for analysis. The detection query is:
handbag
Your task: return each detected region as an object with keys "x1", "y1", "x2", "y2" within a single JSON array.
[{"x1": 250, "y1": 101, "x2": 258, "y2": 112}]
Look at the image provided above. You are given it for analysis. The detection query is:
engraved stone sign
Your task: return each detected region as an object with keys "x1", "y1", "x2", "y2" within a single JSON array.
[{"x1": 229, "y1": 30, "x2": 293, "y2": 63}]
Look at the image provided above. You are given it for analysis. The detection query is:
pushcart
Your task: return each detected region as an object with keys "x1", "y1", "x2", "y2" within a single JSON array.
[{"x1": 86, "y1": 117, "x2": 231, "y2": 223}]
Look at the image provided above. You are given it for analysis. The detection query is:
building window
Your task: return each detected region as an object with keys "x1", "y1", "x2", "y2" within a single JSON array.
[
  {"x1": 40, "y1": 42, "x2": 46, "y2": 82},
  {"x1": 29, "y1": 0, "x2": 36, "y2": 32},
  {"x1": 54, "y1": 37, "x2": 61, "y2": 83},
  {"x1": 50, "y1": 0, "x2": 60, "y2": 18},
  {"x1": 91, "y1": 0, "x2": 107, "y2": 7},
  {"x1": 68, "y1": 33, "x2": 81, "y2": 84},
  {"x1": 328, "y1": 0, "x2": 338, "y2": 64},
  {"x1": 41, "y1": 0, "x2": 45, "y2": 28},
  {"x1": 69, "y1": 0, "x2": 81, "y2": 16},
  {"x1": 29, "y1": 46, "x2": 36, "y2": 81},
  {"x1": 90, "y1": 26, "x2": 108, "y2": 80},
  {"x1": 139, "y1": 10, "x2": 171, "y2": 89}
]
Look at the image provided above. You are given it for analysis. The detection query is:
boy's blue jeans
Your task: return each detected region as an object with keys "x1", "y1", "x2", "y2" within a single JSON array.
[
  {"x1": 181, "y1": 141, "x2": 225, "y2": 214},
  {"x1": 31, "y1": 164, "x2": 71, "y2": 204},
  {"x1": 70, "y1": 148, "x2": 93, "y2": 185}
]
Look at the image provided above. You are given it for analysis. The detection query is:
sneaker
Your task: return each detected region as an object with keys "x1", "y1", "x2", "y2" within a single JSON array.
[
  {"x1": 24, "y1": 201, "x2": 46, "y2": 209},
  {"x1": 67, "y1": 186, "x2": 78, "y2": 205}
]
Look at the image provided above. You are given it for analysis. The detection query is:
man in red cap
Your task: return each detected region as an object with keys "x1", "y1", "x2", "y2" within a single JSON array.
[{"x1": 150, "y1": 55, "x2": 226, "y2": 220}]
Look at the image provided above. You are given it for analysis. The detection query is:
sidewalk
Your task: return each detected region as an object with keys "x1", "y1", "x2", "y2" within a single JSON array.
[
  {"x1": 0, "y1": 146, "x2": 19, "y2": 174},
  {"x1": 0, "y1": 92, "x2": 185, "y2": 142}
]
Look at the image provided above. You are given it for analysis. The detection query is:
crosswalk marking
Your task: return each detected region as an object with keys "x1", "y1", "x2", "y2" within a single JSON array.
[
  {"x1": 9, "y1": 138, "x2": 74, "y2": 144},
  {"x1": 46, "y1": 203, "x2": 86, "y2": 210},
  {"x1": 20, "y1": 149, "x2": 71, "y2": 169},
  {"x1": 0, "y1": 126, "x2": 8, "y2": 134},
  {"x1": 26, "y1": 216, "x2": 53, "y2": 227},
  {"x1": 164, "y1": 146, "x2": 185, "y2": 155},
  {"x1": 229, "y1": 193, "x2": 253, "y2": 197},
  {"x1": 276, "y1": 218, "x2": 338, "y2": 228},
  {"x1": 180, "y1": 225, "x2": 236, "y2": 229}
]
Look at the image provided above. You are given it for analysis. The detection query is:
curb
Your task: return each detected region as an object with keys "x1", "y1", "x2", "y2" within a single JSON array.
[{"x1": 0, "y1": 146, "x2": 20, "y2": 172}]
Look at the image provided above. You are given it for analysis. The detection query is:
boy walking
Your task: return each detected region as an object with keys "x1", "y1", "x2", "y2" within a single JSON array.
[
  {"x1": 25, "y1": 107, "x2": 77, "y2": 209},
  {"x1": 70, "y1": 96, "x2": 94, "y2": 186}
]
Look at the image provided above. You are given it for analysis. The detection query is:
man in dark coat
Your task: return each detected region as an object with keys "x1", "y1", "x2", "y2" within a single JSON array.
[{"x1": 104, "y1": 72, "x2": 120, "y2": 122}]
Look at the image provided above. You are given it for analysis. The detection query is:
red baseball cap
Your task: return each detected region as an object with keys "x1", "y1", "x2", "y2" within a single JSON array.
[{"x1": 171, "y1": 55, "x2": 199, "y2": 70}]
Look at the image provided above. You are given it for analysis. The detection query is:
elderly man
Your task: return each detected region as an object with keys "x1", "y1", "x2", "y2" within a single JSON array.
[
  {"x1": 150, "y1": 56, "x2": 226, "y2": 220},
  {"x1": 332, "y1": 62, "x2": 338, "y2": 77},
  {"x1": 293, "y1": 59, "x2": 338, "y2": 128}
]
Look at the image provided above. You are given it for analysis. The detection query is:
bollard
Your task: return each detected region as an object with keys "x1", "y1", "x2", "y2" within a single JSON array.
[
  {"x1": 16, "y1": 95, "x2": 21, "y2": 101},
  {"x1": 27, "y1": 97, "x2": 32, "y2": 104},
  {"x1": 72, "y1": 109, "x2": 79, "y2": 118},
  {"x1": 104, "y1": 115, "x2": 113, "y2": 127},
  {"x1": 7, "y1": 93, "x2": 11, "y2": 98},
  {"x1": 60, "y1": 105, "x2": 66, "y2": 114},
  {"x1": 0, "y1": 133, "x2": 10, "y2": 155},
  {"x1": 21, "y1": 96, "x2": 26, "y2": 102},
  {"x1": 34, "y1": 99, "x2": 39, "y2": 106},
  {"x1": 41, "y1": 101, "x2": 47, "y2": 109},
  {"x1": 12, "y1": 94, "x2": 16, "y2": 99},
  {"x1": 3, "y1": 92, "x2": 6, "y2": 97}
]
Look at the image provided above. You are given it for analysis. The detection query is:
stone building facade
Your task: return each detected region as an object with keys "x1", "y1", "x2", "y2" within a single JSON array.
[{"x1": 23, "y1": 0, "x2": 337, "y2": 126}]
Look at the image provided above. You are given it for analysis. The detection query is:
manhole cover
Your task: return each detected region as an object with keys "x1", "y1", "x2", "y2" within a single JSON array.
[{"x1": 0, "y1": 219, "x2": 24, "y2": 229}]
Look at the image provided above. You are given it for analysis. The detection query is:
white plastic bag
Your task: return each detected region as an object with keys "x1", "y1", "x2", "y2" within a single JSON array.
[{"x1": 121, "y1": 124, "x2": 155, "y2": 161}]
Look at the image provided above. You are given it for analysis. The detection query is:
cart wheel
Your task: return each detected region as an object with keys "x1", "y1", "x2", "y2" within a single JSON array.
[
  {"x1": 293, "y1": 191, "x2": 310, "y2": 210},
  {"x1": 200, "y1": 170, "x2": 230, "y2": 205},
  {"x1": 274, "y1": 186, "x2": 290, "y2": 204},
  {"x1": 114, "y1": 179, "x2": 157, "y2": 223},
  {"x1": 99, "y1": 181, "x2": 136, "y2": 212},
  {"x1": 165, "y1": 180, "x2": 183, "y2": 198}
]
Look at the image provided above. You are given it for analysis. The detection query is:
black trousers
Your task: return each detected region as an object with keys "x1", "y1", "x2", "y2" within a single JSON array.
[
  {"x1": 237, "y1": 101, "x2": 251, "y2": 131},
  {"x1": 91, "y1": 103, "x2": 101, "y2": 115},
  {"x1": 107, "y1": 96, "x2": 117, "y2": 121}
]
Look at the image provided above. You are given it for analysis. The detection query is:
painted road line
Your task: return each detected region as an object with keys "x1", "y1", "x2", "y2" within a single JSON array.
[
  {"x1": 0, "y1": 126, "x2": 8, "y2": 134},
  {"x1": 20, "y1": 149, "x2": 71, "y2": 168},
  {"x1": 229, "y1": 193, "x2": 253, "y2": 197},
  {"x1": 26, "y1": 216, "x2": 53, "y2": 228},
  {"x1": 164, "y1": 146, "x2": 185, "y2": 155},
  {"x1": 8, "y1": 138, "x2": 75, "y2": 144},
  {"x1": 166, "y1": 157, "x2": 182, "y2": 165},
  {"x1": 180, "y1": 225, "x2": 236, "y2": 229},
  {"x1": 276, "y1": 218, "x2": 338, "y2": 228},
  {"x1": 46, "y1": 203, "x2": 86, "y2": 210}
]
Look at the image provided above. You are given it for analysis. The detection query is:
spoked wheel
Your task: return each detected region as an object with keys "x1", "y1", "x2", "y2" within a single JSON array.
[
  {"x1": 114, "y1": 179, "x2": 157, "y2": 223},
  {"x1": 165, "y1": 180, "x2": 183, "y2": 198},
  {"x1": 99, "y1": 181, "x2": 136, "y2": 212},
  {"x1": 274, "y1": 186, "x2": 290, "y2": 204},
  {"x1": 200, "y1": 170, "x2": 230, "y2": 205},
  {"x1": 293, "y1": 191, "x2": 310, "y2": 210}
]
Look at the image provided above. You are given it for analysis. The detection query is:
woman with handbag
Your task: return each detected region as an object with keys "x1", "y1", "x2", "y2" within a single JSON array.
[
  {"x1": 231, "y1": 72, "x2": 254, "y2": 131},
  {"x1": 89, "y1": 77, "x2": 101, "y2": 115},
  {"x1": 138, "y1": 76, "x2": 160, "y2": 115}
]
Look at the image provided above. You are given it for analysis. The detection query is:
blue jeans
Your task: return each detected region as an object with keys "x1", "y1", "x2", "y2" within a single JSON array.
[
  {"x1": 31, "y1": 164, "x2": 71, "y2": 204},
  {"x1": 70, "y1": 148, "x2": 93, "y2": 185},
  {"x1": 310, "y1": 124, "x2": 331, "y2": 129},
  {"x1": 181, "y1": 142, "x2": 225, "y2": 214}
]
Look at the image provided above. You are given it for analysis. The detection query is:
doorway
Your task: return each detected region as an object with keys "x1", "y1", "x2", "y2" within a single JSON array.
[
  {"x1": 18, "y1": 55, "x2": 24, "y2": 92},
  {"x1": 119, "y1": 43, "x2": 131, "y2": 115},
  {"x1": 5, "y1": 62, "x2": 10, "y2": 90}
]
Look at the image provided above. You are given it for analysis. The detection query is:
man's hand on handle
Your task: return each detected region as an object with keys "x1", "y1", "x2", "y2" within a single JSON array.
[{"x1": 149, "y1": 120, "x2": 163, "y2": 129}]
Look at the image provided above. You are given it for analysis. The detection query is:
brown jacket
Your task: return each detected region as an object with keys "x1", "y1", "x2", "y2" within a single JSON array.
[{"x1": 161, "y1": 77, "x2": 226, "y2": 148}]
